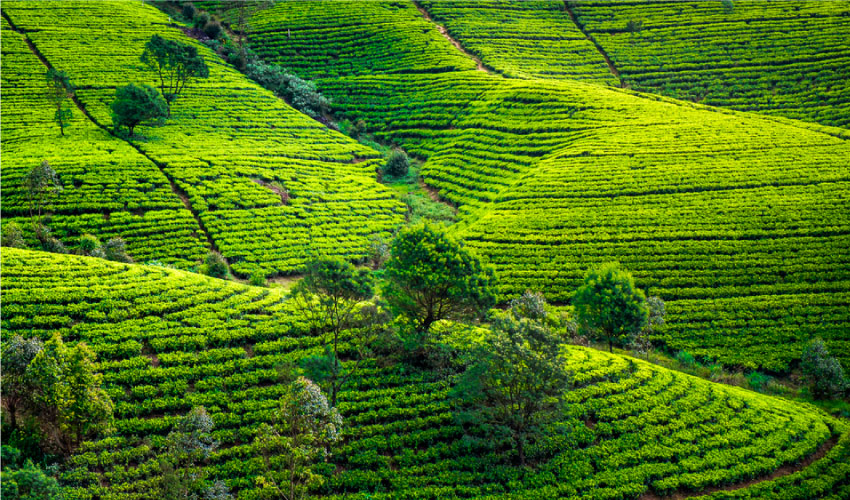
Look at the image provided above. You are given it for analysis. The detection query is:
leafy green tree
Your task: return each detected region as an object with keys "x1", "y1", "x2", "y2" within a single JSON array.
[
  {"x1": 140, "y1": 35, "x2": 210, "y2": 115},
  {"x1": 631, "y1": 296, "x2": 665, "y2": 358},
  {"x1": 27, "y1": 333, "x2": 114, "y2": 455},
  {"x1": 801, "y1": 338, "x2": 848, "y2": 399},
  {"x1": 203, "y1": 251, "x2": 229, "y2": 279},
  {"x1": 46, "y1": 68, "x2": 74, "y2": 136},
  {"x1": 1, "y1": 336, "x2": 43, "y2": 433},
  {"x1": 291, "y1": 257, "x2": 374, "y2": 405},
  {"x1": 0, "y1": 446, "x2": 63, "y2": 500},
  {"x1": 158, "y1": 407, "x2": 230, "y2": 499},
  {"x1": 110, "y1": 84, "x2": 168, "y2": 136},
  {"x1": 24, "y1": 160, "x2": 62, "y2": 239},
  {"x1": 1, "y1": 222, "x2": 27, "y2": 249},
  {"x1": 455, "y1": 296, "x2": 570, "y2": 466},
  {"x1": 384, "y1": 224, "x2": 496, "y2": 338},
  {"x1": 253, "y1": 377, "x2": 342, "y2": 500},
  {"x1": 383, "y1": 149, "x2": 409, "y2": 178},
  {"x1": 103, "y1": 237, "x2": 132, "y2": 263},
  {"x1": 573, "y1": 262, "x2": 648, "y2": 352}
]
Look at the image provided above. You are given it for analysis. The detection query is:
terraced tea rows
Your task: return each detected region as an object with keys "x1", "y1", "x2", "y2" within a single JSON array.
[
  {"x1": 3, "y1": 249, "x2": 849, "y2": 499},
  {"x1": 570, "y1": 0, "x2": 850, "y2": 128},
  {"x1": 0, "y1": 17, "x2": 207, "y2": 267},
  {"x1": 1, "y1": 0, "x2": 406, "y2": 276},
  {"x1": 419, "y1": 0, "x2": 616, "y2": 84},
  {"x1": 240, "y1": 1, "x2": 850, "y2": 371}
]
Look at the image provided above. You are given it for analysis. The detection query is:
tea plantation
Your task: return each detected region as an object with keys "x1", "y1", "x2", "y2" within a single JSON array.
[
  {"x1": 2, "y1": 249, "x2": 850, "y2": 499},
  {"x1": 2, "y1": 0, "x2": 850, "y2": 498}
]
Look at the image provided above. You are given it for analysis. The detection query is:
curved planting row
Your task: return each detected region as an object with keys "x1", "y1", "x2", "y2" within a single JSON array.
[{"x1": 2, "y1": 248, "x2": 848, "y2": 499}]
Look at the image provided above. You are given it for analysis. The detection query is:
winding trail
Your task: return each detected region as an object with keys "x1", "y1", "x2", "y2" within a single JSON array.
[
  {"x1": 2, "y1": 9, "x2": 220, "y2": 258},
  {"x1": 412, "y1": 0, "x2": 490, "y2": 73},
  {"x1": 562, "y1": 1, "x2": 625, "y2": 88}
]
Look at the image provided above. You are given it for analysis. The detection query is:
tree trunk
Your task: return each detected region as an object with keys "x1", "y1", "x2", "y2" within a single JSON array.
[
  {"x1": 608, "y1": 339, "x2": 613, "y2": 352},
  {"x1": 517, "y1": 436, "x2": 526, "y2": 466}
]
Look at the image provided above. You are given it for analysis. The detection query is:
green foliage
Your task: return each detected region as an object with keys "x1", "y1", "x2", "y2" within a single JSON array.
[
  {"x1": 249, "y1": 269, "x2": 267, "y2": 286},
  {"x1": 675, "y1": 350, "x2": 696, "y2": 368},
  {"x1": 573, "y1": 263, "x2": 648, "y2": 352},
  {"x1": 242, "y1": 60, "x2": 331, "y2": 118},
  {"x1": 0, "y1": 448, "x2": 64, "y2": 500},
  {"x1": 290, "y1": 257, "x2": 374, "y2": 405},
  {"x1": 77, "y1": 233, "x2": 102, "y2": 257},
  {"x1": 746, "y1": 371, "x2": 772, "y2": 393},
  {"x1": 632, "y1": 296, "x2": 665, "y2": 357},
  {"x1": 253, "y1": 377, "x2": 342, "y2": 500},
  {"x1": 110, "y1": 84, "x2": 168, "y2": 136},
  {"x1": 1, "y1": 221, "x2": 27, "y2": 249},
  {"x1": 801, "y1": 338, "x2": 848, "y2": 399},
  {"x1": 1, "y1": 336, "x2": 43, "y2": 433},
  {"x1": 383, "y1": 149, "x2": 409, "y2": 178},
  {"x1": 193, "y1": 12, "x2": 210, "y2": 30},
  {"x1": 455, "y1": 296, "x2": 570, "y2": 465},
  {"x1": 384, "y1": 225, "x2": 496, "y2": 336},
  {"x1": 203, "y1": 21, "x2": 222, "y2": 40},
  {"x1": 103, "y1": 237, "x2": 133, "y2": 263},
  {"x1": 45, "y1": 68, "x2": 74, "y2": 136},
  {"x1": 141, "y1": 34, "x2": 210, "y2": 111},
  {"x1": 24, "y1": 160, "x2": 62, "y2": 235},
  {"x1": 203, "y1": 251, "x2": 229, "y2": 279},
  {"x1": 182, "y1": 3, "x2": 196, "y2": 20}
]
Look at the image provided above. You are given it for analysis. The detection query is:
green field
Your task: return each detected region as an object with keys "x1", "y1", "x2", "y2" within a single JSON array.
[{"x1": 3, "y1": 249, "x2": 849, "y2": 499}]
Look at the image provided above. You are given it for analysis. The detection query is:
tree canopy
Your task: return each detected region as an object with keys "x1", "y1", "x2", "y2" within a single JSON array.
[
  {"x1": 573, "y1": 262, "x2": 648, "y2": 352},
  {"x1": 110, "y1": 83, "x2": 168, "y2": 136},
  {"x1": 383, "y1": 224, "x2": 496, "y2": 336},
  {"x1": 45, "y1": 68, "x2": 73, "y2": 136},
  {"x1": 140, "y1": 34, "x2": 210, "y2": 114}
]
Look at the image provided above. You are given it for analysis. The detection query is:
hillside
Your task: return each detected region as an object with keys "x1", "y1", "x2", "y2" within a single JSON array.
[
  {"x1": 1, "y1": 0, "x2": 405, "y2": 277},
  {"x1": 3, "y1": 248, "x2": 850, "y2": 499},
  {"x1": 241, "y1": 0, "x2": 850, "y2": 371}
]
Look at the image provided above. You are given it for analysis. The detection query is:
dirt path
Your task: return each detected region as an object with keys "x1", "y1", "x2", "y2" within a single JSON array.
[
  {"x1": 412, "y1": 1, "x2": 489, "y2": 73},
  {"x1": 638, "y1": 434, "x2": 840, "y2": 500},
  {"x1": 562, "y1": 1, "x2": 625, "y2": 88}
]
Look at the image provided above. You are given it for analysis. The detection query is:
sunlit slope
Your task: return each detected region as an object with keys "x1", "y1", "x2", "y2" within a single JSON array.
[
  {"x1": 419, "y1": 0, "x2": 617, "y2": 84},
  {"x1": 0, "y1": 19, "x2": 207, "y2": 267},
  {"x1": 3, "y1": 248, "x2": 849, "y2": 499},
  {"x1": 571, "y1": 0, "x2": 850, "y2": 128},
  {"x1": 1, "y1": 0, "x2": 406, "y2": 276}
]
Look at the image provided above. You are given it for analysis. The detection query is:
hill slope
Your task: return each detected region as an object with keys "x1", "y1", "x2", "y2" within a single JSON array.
[
  {"x1": 1, "y1": 0, "x2": 406, "y2": 277},
  {"x1": 242, "y1": 0, "x2": 850, "y2": 371},
  {"x1": 2, "y1": 248, "x2": 849, "y2": 499}
]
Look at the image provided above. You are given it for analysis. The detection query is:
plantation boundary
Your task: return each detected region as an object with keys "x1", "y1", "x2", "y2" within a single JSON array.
[
  {"x1": 563, "y1": 0, "x2": 624, "y2": 88},
  {"x1": 413, "y1": 0, "x2": 490, "y2": 73}
]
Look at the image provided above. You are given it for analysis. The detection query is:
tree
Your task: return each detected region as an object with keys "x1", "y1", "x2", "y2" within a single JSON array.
[
  {"x1": 103, "y1": 237, "x2": 133, "y2": 263},
  {"x1": 631, "y1": 296, "x2": 665, "y2": 358},
  {"x1": 253, "y1": 377, "x2": 342, "y2": 500},
  {"x1": 384, "y1": 224, "x2": 496, "y2": 336},
  {"x1": 203, "y1": 251, "x2": 229, "y2": 279},
  {"x1": 1, "y1": 336, "x2": 44, "y2": 433},
  {"x1": 24, "y1": 160, "x2": 62, "y2": 239},
  {"x1": 1, "y1": 446, "x2": 63, "y2": 500},
  {"x1": 454, "y1": 296, "x2": 570, "y2": 466},
  {"x1": 573, "y1": 262, "x2": 648, "y2": 352},
  {"x1": 110, "y1": 84, "x2": 168, "y2": 136},
  {"x1": 158, "y1": 407, "x2": 230, "y2": 499},
  {"x1": 1, "y1": 221, "x2": 27, "y2": 249},
  {"x1": 801, "y1": 338, "x2": 848, "y2": 399},
  {"x1": 46, "y1": 68, "x2": 74, "y2": 136},
  {"x1": 383, "y1": 149, "x2": 409, "y2": 178},
  {"x1": 26, "y1": 333, "x2": 114, "y2": 455},
  {"x1": 140, "y1": 35, "x2": 210, "y2": 115},
  {"x1": 291, "y1": 257, "x2": 374, "y2": 406}
]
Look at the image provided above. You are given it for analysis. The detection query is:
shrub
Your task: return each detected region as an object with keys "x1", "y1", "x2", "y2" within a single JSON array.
[
  {"x1": 78, "y1": 234, "x2": 101, "y2": 255},
  {"x1": 383, "y1": 149, "x2": 410, "y2": 178},
  {"x1": 249, "y1": 270, "x2": 266, "y2": 287},
  {"x1": 747, "y1": 371, "x2": 772, "y2": 393},
  {"x1": 802, "y1": 338, "x2": 848, "y2": 398},
  {"x1": 181, "y1": 2, "x2": 196, "y2": 20},
  {"x1": 204, "y1": 251, "x2": 229, "y2": 279},
  {"x1": 1, "y1": 222, "x2": 27, "y2": 248},
  {"x1": 193, "y1": 12, "x2": 209, "y2": 30},
  {"x1": 103, "y1": 237, "x2": 132, "y2": 263},
  {"x1": 675, "y1": 350, "x2": 695, "y2": 368},
  {"x1": 204, "y1": 21, "x2": 222, "y2": 40},
  {"x1": 42, "y1": 235, "x2": 66, "y2": 254}
]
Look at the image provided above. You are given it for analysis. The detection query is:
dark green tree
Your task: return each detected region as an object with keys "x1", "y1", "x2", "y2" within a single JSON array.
[
  {"x1": 801, "y1": 338, "x2": 848, "y2": 399},
  {"x1": 110, "y1": 84, "x2": 168, "y2": 136},
  {"x1": 203, "y1": 251, "x2": 229, "y2": 279},
  {"x1": 0, "y1": 446, "x2": 63, "y2": 500},
  {"x1": 383, "y1": 148, "x2": 409, "y2": 178},
  {"x1": 384, "y1": 224, "x2": 496, "y2": 336},
  {"x1": 253, "y1": 377, "x2": 342, "y2": 500},
  {"x1": 46, "y1": 68, "x2": 74, "y2": 136},
  {"x1": 573, "y1": 262, "x2": 648, "y2": 352},
  {"x1": 1, "y1": 336, "x2": 43, "y2": 433},
  {"x1": 24, "y1": 160, "x2": 62, "y2": 241},
  {"x1": 291, "y1": 257, "x2": 374, "y2": 405},
  {"x1": 140, "y1": 35, "x2": 210, "y2": 115},
  {"x1": 1, "y1": 221, "x2": 28, "y2": 249},
  {"x1": 455, "y1": 296, "x2": 570, "y2": 466},
  {"x1": 158, "y1": 407, "x2": 230, "y2": 499}
]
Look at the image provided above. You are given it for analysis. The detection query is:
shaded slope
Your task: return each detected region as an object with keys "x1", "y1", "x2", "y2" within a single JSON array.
[{"x1": 2, "y1": 248, "x2": 849, "y2": 499}]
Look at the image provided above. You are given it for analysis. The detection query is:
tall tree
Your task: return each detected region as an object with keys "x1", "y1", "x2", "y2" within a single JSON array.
[
  {"x1": 140, "y1": 35, "x2": 210, "y2": 115},
  {"x1": 291, "y1": 257, "x2": 374, "y2": 406},
  {"x1": 45, "y1": 68, "x2": 74, "y2": 136},
  {"x1": 0, "y1": 336, "x2": 43, "y2": 432},
  {"x1": 573, "y1": 262, "x2": 649, "y2": 352},
  {"x1": 454, "y1": 294, "x2": 570, "y2": 466},
  {"x1": 384, "y1": 224, "x2": 496, "y2": 336},
  {"x1": 801, "y1": 338, "x2": 848, "y2": 399},
  {"x1": 110, "y1": 84, "x2": 168, "y2": 136},
  {"x1": 24, "y1": 160, "x2": 62, "y2": 240},
  {"x1": 253, "y1": 377, "x2": 342, "y2": 500}
]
